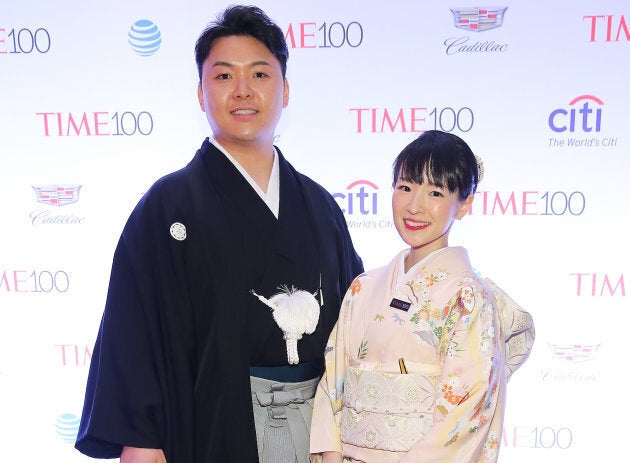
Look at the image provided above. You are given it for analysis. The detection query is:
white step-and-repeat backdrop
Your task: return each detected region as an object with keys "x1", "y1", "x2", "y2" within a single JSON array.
[{"x1": 1, "y1": 0, "x2": 627, "y2": 461}]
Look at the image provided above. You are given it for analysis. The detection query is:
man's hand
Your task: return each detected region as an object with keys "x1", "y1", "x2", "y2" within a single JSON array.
[{"x1": 120, "y1": 446, "x2": 167, "y2": 463}]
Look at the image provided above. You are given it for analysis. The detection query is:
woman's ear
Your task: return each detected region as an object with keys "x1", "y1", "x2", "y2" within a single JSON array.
[{"x1": 455, "y1": 194, "x2": 474, "y2": 220}]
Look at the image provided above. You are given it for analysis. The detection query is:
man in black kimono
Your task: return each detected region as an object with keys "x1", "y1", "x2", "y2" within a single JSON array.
[{"x1": 74, "y1": 5, "x2": 363, "y2": 463}]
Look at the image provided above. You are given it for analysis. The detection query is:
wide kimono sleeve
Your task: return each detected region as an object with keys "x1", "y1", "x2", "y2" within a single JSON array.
[
  {"x1": 75, "y1": 229, "x2": 166, "y2": 457},
  {"x1": 74, "y1": 181, "x2": 196, "y2": 459},
  {"x1": 310, "y1": 277, "x2": 363, "y2": 460},
  {"x1": 399, "y1": 281, "x2": 507, "y2": 463},
  {"x1": 484, "y1": 277, "x2": 535, "y2": 380}
]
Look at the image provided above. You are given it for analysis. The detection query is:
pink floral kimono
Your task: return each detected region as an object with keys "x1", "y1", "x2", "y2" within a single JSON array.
[{"x1": 310, "y1": 246, "x2": 534, "y2": 463}]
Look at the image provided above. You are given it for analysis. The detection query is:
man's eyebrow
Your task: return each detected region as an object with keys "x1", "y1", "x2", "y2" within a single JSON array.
[{"x1": 211, "y1": 60, "x2": 272, "y2": 68}]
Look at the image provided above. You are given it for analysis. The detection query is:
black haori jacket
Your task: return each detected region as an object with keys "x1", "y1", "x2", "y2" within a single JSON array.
[{"x1": 75, "y1": 139, "x2": 363, "y2": 462}]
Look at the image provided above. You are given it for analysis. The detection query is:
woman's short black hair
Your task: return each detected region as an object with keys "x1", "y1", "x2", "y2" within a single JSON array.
[{"x1": 392, "y1": 130, "x2": 480, "y2": 200}]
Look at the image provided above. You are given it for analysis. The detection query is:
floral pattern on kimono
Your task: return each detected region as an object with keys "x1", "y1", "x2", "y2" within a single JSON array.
[{"x1": 310, "y1": 247, "x2": 534, "y2": 463}]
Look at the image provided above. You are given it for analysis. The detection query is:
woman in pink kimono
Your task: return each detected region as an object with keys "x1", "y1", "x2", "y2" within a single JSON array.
[{"x1": 310, "y1": 131, "x2": 535, "y2": 463}]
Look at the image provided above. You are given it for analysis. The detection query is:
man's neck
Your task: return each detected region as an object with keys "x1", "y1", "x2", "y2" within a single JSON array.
[{"x1": 213, "y1": 139, "x2": 275, "y2": 192}]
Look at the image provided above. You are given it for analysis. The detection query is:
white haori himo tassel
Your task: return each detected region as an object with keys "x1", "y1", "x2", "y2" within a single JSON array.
[{"x1": 251, "y1": 286, "x2": 320, "y2": 365}]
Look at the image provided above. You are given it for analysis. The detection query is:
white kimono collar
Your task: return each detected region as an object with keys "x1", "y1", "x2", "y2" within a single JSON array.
[{"x1": 208, "y1": 138, "x2": 280, "y2": 218}]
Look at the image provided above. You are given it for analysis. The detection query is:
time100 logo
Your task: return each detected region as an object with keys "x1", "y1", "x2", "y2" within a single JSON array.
[
  {"x1": 0, "y1": 27, "x2": 51, "y2": 54},
  {"x1": 505, "y1": 425, "x2": 572, "y2": 449}
]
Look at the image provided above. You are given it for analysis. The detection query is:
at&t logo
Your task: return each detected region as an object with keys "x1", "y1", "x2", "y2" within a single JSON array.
[
  {"x1": 128, "y1": 19, "x2": 161, "y2": 57},
  {"x1": 55, "y1": 413, "x2": 80, "y2": 443}
]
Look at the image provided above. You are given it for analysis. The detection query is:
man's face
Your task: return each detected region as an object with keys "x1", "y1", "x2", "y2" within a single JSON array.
[{"x1": 197, "y1": 35, "x2": 289, "y2": 154}]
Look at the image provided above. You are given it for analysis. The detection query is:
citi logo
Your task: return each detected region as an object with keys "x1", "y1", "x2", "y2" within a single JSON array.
[
  {"x1": 332, "y1": 180, "x2": 379, "y2": 215},
  {"x1": 548, "y1": 95, "x2": 603, "y2": 133}
]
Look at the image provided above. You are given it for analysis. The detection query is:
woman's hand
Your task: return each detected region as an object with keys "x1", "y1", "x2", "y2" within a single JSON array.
[{"x1": 321, "y1": 451, "x2": 343, "y2": 463}]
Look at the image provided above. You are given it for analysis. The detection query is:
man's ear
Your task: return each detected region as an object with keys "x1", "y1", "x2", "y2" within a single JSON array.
[
  {"x1": 282, "y1": 78, "x2": 290, "y2": 108},
  {"x1": 197, "y1": 82, "x2": 205, "y2": 112}
]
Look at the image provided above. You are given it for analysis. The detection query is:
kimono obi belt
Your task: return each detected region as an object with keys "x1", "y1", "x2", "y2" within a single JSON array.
[{"x1": 341, "y1": 359, "x2": 441, "y2": 452}]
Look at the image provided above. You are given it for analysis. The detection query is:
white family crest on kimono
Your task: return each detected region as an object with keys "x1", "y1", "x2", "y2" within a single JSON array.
[{"x1": 251, "y1": 285, "x2": 320, "y2": 364}]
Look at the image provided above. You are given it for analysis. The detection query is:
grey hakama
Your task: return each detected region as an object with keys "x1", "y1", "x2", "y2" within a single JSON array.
[{"x1": 251, "y1": 376, "x2": 319, "y2": 463}]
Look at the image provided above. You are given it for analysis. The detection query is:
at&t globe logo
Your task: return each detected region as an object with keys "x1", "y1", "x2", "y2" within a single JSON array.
[
  {"x1": 128, "y1": 19, "x2": 162, "y2": 57},
  {"x1": 55, "y1": 413, "x2": 80, "y2": 443}
]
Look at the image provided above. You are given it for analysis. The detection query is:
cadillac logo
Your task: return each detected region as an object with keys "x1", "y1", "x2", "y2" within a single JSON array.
[
  {"x1": 32, "y1": 185, "x2": 82, "y2": 206},
  {"x1": 450, "y1": 7, "x2": 508, "y2": 32}
]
